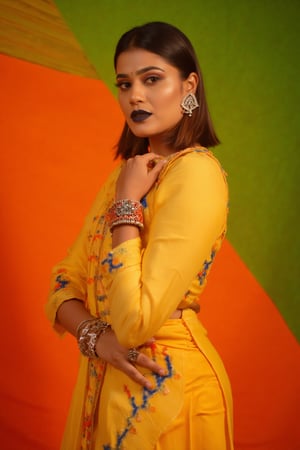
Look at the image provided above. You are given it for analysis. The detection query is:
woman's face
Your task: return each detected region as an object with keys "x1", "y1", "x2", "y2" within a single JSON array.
[{"x1": 115, "y1": 49, "x2": 192, "y2": 147}]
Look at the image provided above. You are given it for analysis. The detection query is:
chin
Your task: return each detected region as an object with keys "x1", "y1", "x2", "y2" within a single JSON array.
[{"x1": 128, "y1": 127, "x2": 150, "y2": 139}]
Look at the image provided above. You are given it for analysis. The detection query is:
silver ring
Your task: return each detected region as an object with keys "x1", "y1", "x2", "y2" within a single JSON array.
[{"x1": 127, "y1": 347, "x2": 139, "y2": 363}]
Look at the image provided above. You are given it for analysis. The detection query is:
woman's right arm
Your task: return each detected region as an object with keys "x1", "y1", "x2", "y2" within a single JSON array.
[
  {"x1": 47, "y1": 167, "x2": 164, "y2": 388},
  {"x1": 56, "y1": 299, "x2": 165, "y2": 389}
]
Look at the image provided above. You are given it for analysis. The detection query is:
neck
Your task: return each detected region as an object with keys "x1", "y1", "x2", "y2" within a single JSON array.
[{"x1": 148, "y1": 137, "x2": 176, "y2": 157}]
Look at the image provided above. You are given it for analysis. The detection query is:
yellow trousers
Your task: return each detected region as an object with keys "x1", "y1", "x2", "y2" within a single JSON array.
[
  {"x1": 156, "y1": 341, "x2": 228, "y2": 449},
  {"x1": 92, "y1": 310, "x2": 233, "y2": 449}
]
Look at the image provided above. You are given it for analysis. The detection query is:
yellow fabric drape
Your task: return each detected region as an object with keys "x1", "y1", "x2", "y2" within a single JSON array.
[{"x1": 46, "y1": 147, "x2": 233, "y2": 449}]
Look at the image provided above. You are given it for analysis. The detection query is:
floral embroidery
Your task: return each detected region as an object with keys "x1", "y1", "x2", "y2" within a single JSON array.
[
  {"x1": 53, "y1": 269, "x2": 70, "y2": 291},
  {"x1": 197, "y1": 248, "x2": 216, "y2": 286},
  {"x1": 88, "y1": 215, "x2": 105, "y2": 242},
  {"x1": 88, "y1": 254, "x2": 99, "y2": 263},
  {"x1": 101, "y1": 252, "x2": 123, "y2": 273},
  {"x1": 93, "y1": 214, "x2": 106, "y2": 224},
  {"x1": 96, "y1": 294, "x2": 107, "y2": 302},
  {"x1": 82, "y1": 359, "x2": 106, "y2": 449},
  {"x1": 103, "y1": 346, "x2": 175, "y2": 450},
  {"x1": 72, "y1": 153, "x2": 228, "y2": 449},
  {"x1": 92, "y1": 232, "x2": 103, "y2": 242}
]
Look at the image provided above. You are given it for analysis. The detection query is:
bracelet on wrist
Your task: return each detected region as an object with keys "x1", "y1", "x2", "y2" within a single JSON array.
[
  {"x1": 76, "y1": 318, "x2": 111, "y2": 358},
  {"x1": 106, "y1": 199, "x2": 144, "y2": 232}
]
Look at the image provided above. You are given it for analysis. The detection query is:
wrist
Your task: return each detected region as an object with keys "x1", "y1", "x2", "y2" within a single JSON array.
[
  {"x1": 115, "y1": 193, "x2": 141, "y2": 201},
  {"x1": 77, "y1": 318, "x2": 111, "y2": 358}
]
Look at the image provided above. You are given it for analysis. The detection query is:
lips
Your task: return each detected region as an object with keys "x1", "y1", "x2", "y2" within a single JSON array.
[{"x1": 131, "y1": 110, "x2": 152, "y2": 123}]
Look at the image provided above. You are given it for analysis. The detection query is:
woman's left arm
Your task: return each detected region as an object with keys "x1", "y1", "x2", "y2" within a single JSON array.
[{"x1": 103, "y1": 151, "x2": 228, "y2": 348}]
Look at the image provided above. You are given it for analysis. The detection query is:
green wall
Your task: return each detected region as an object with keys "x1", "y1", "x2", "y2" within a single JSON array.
[{"x1": 54, "y1": 0, "x2": 300, "y2": 338}]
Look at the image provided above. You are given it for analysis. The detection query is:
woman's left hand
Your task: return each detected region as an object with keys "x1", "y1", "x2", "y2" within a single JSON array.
[
  {"x1": 96, "y1": 328, "x2": 165, "y2": 390},
  {"x1": 116, "y1": 153, "x2": 166, "y2": 201}
]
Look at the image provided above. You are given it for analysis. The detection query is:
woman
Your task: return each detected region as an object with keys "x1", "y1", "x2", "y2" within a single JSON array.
[{"x1": 47, "y1": 21, "x2": 233, "y2": 450}]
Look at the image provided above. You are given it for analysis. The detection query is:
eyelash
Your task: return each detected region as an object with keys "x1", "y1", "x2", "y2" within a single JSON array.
[
  {"x1": 115, "y1": 75, "x2": 161, "y2": 91},
  {"x1": 145, "y1": 75, "x2": 161, "y2": 84},
  {"x1": 115, "y1": 81, "x2": 130, "y2": 90}
]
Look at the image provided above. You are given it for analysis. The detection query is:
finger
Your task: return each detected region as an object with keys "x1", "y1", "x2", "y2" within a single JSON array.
[
  {"x1": 117, "y1": 360, "x2": 154, "y2": 389},
  {"x1": 153, "y1": 158, "x2": 167, "y2": 170},
  {"x1": 148, "y1": 158, "x2": 167, "y2": 177},
  {"x1": 137, "y1": 152, "x2": 162, "y2": 162},
  {"x1": 136, "y1": 352, "x2": 166, "y2": 376}
]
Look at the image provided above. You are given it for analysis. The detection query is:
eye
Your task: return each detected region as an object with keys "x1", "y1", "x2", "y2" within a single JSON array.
[
  {"x1": 115, "y1": 81, "x2": 131, "y2": 91},
  {"x1": 145, "y1": 75, "x2": 161, "y2": 85}
]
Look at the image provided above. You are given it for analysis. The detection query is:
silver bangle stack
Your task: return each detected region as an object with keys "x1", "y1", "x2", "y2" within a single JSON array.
[{"x1": 76, "y1": 318, "x2": 111, "y2": 358}]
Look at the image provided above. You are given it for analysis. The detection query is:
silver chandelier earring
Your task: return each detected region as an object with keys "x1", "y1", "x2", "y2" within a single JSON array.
[{"x1": 181, "y1": 93, "x2": 199, "y2": 117}]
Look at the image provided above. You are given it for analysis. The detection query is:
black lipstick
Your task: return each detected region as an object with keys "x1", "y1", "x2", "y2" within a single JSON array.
[{"x1": 131, "y1": 110, "x2": 152, "y2": 123}]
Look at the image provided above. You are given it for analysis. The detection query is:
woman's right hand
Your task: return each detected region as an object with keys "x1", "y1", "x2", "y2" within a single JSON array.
[
  {"x1": 96, "y1": 328, "x2": 165, "y2": 390},
  {"x1": 116, "y1": 153, "x2": 166, "y2": 201}
]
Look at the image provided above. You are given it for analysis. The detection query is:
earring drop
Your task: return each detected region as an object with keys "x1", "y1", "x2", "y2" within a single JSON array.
[{"x1": 181, "y1": 93, "x2": 199, "y2": 117}]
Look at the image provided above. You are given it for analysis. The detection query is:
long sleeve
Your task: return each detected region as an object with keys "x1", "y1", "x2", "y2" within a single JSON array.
[
  {"x1": 101, "y1": 151, "x2": 228, "y2": 348},
  {"x1": 46, "y1": 166, "x2": 120, "y2": 334}
]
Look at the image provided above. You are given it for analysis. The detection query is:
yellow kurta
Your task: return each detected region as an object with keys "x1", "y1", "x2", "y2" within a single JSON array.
[{"x1": 46, "y1": 147, "x2": 233, "y2": 450}]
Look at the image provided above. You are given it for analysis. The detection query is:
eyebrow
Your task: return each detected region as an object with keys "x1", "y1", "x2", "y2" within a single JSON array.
[{"x1": 116, "y1": 66, "x2": 165, "y2": 79}]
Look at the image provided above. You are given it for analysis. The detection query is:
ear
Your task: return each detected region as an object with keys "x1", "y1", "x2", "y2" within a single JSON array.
[{"x1": 183, "y1": 72, "x2": 199, "y2": 94}]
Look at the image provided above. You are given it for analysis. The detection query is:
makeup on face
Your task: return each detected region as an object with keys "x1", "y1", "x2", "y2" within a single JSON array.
[
  {"x1": 115, "y1": 49, "x2": 187, "y2": 151},
  {"x1": 116, "y1": 65, "x2": 165, "y2": 82},
  {"x1": 130, "y1": 110, "x2": 153, "y2": 122}
]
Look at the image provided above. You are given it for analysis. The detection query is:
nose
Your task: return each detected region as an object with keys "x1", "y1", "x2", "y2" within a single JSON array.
[{"x1": 129, "y1": 81, "x2": 144, "y2": 105}]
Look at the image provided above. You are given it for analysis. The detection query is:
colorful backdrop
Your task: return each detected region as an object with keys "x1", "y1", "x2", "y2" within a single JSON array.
[{"x1": 0, "y1": 1, "x2": 299, "y2": 449}]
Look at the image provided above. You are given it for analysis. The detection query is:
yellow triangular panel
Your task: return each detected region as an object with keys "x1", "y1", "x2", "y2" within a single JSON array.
[{"x1": 0, "y1": 0, "x2": 97, "y2": 78}]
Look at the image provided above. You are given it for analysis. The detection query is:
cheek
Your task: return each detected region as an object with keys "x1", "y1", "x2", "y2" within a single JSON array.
[{"x1": 158, "y1": 83, "x2": 183, "y2": 108}]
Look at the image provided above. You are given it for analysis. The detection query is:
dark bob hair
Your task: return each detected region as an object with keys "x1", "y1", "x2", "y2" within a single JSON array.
[{"x1": 114, "y1": 21, "x2": 219, "y2": 159}]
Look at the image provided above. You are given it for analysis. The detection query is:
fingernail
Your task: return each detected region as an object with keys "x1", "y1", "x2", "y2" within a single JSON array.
[
  {"x1": 145, "y1": 382, "x2": 153, "y2": 390},
  {"x1": 159, "y1": 369, "x2": 166, "y2": 376}
]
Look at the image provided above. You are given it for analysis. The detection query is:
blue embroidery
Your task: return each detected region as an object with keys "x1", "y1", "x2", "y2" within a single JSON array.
[
  {"x1": 197, "y1": 249, "x2": 216, "y2": 285},
  {"x1": 140, "y1": 196, "x2": 148, "y2": 208},
  {"x1": 54, "y1": 274, "x2": 70, "y2": 291},
  {"x1": 103, "y1": 354, "x2": 174, "y2": 449},
  {"x1": 101, "y1": 252, "x2": 123, "y2": 272}
]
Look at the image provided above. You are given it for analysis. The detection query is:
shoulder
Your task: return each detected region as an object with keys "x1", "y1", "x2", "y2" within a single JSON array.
[
  {"x1": 153, "y1": 147, "x2": 228, "y2": 218},
  {"x1": 158, "y1": 147, "x2": 227, "y2": 188}
]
